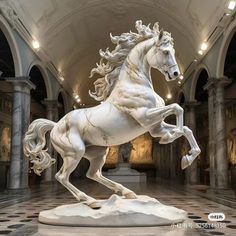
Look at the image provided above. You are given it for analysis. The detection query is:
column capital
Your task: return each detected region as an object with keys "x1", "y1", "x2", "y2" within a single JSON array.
[
  {"x1": 5, "y1": 76, "x2": 36, "y2": 91},
  {"x1": 43, "y1": 99, "x2": 61, "y2": 109},
  {"x1": 183, "y1": 100, "x2": 201, "y2": 109},
  {"x1": 203, "y1": 77, "x2": 232, "y2": 91}
]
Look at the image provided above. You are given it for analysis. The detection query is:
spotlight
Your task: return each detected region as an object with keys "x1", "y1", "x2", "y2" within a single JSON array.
[
  {"x1": 228, "y1": 1, "x2": 236, "y2": 10},
  {"x1": 201, "y1": 42, "x2": 208, "y2": 51},
  {"x1": 198, "y1": 50, "x2": 203, "y2": 55},
  {"x1": 179, "y1": 75, "x2": 184, "y2": 80},
  {"x1": 32, "y1": 40, "x2": 40, "y2": 49},
  {"x1": 166, "y1": 93, "x2": 172, "y2": 99}
]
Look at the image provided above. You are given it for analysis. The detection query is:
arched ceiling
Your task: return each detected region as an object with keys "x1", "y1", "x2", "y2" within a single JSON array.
[{"x1": 9, "y1": 0, "x2": 228, "y2": 105}]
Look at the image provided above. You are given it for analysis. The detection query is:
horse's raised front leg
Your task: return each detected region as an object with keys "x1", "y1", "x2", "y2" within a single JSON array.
[
  {"x1": 145, "y1": 103, "x2": 184, "y2": 132},
  {"x1": 149, "y1": 121, "x2": 201, "y2": 169},
  {"x1": 84, "y1": 146, "x2": 137, "y2": 200}
]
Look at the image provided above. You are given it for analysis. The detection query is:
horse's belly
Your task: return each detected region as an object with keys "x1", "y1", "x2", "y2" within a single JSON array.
[{"x1": 73, "y1": 102, "x2": 146, "y2": 146}]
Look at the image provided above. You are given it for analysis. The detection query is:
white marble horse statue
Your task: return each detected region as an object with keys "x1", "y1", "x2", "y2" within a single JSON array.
[{"x1": 24, "y1": 20, "x2": 200, "y2": 209}]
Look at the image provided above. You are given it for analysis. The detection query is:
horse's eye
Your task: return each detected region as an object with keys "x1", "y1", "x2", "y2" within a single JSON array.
[{"x1": 163, "y1": 50, "x2": 169, "y2": 55}]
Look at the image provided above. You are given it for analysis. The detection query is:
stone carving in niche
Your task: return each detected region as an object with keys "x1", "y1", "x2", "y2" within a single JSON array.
[
  {"x1": 118, "y1": 142, "x2": 133, "y2": 163},
  {"x1": 0, "y1": 126, "x2": 11, "y2": 162},
  {"x1": 105, "y1": 146, "x2": 119, "y2": 167},
  {"x1": 130, "y1": 133, "x2": 153, "y2": 165},
  {"x1": 227, "y1": 128, "x2": 236, "y2": 166},
  {"x1": 105, "y1": 134, "x2": 153, "y2": 167}
]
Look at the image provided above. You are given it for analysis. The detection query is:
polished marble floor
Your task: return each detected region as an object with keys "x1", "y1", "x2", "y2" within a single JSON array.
[{"x1": 0, "y1": 180, "x2": 235, "y2": 236}]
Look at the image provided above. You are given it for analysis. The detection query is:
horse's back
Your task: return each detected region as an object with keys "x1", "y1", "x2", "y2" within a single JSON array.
[{"x1": 66, "y1": 102, "x2": 146, "y2": 146}]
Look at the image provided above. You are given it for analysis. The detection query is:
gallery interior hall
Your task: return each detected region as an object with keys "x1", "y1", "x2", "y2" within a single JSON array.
[{"x1": 0, "y1": 0, "x2": 236, "y2": 235}]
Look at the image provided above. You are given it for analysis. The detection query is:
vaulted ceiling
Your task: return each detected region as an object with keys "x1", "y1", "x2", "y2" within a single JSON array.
[{"x1": 9, "y1": 0, "x2": 228, "y2": 105}]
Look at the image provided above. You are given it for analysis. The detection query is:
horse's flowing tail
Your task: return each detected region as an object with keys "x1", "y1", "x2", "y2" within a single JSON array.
[{"x1": 23, "y1": 118, "x2": 56, "y2": 176}]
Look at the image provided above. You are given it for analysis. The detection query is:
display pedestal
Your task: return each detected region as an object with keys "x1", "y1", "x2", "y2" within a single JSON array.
[
  {"x1": 103, "y1": 163, "x2": 146, "y2": 182},
  {"x1": 39, "y1": 194, "x2": 187, "y2": 226}
]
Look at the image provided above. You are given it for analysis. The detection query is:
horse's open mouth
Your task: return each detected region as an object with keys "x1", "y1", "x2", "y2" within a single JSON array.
[{"x1": 165, "y1": 71, "x2": 172, "y2": 80}]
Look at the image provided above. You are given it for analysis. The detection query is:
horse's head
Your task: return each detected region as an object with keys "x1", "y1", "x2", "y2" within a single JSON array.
[{"x1": 146, "y1": 30, "x2": 180, "y2": 81}]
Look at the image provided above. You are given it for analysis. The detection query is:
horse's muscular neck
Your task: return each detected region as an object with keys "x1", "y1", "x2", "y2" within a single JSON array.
[{"x1": 123, "y1": 38, "x2": 156, "y2": 88}]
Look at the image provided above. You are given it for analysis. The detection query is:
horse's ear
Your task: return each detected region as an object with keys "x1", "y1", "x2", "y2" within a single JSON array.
[{"x1": 159, "y1": 29, "x2": 163, "y2": 41}]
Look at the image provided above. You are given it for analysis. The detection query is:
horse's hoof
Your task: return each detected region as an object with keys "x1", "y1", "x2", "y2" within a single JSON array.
[
  {"x1": 88, "y1": 201, "x2": 102, "y2": 209},
  {"x1": 124, "y1": 192, "x2": 137, "y2": 199},
  {"x1": 181, "y1": 156, "x2": 190, "y2": 170}
]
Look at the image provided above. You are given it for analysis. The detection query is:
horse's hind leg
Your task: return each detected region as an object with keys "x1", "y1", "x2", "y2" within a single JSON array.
[
  {"x1": 51, "y1": 126, "x2": 97, "y2": 206},
  {"x1": 55, "y1": 154, "x2": 96, "y2": 205},
  {"x1": 84, "y1": 146, "x2": 137, "y2": 199}
]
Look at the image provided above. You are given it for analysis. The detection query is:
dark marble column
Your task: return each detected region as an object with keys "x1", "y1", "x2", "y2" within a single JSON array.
[
  {"x1": 184, "y1": 101, "x2": 200, "y2": 185},
  {"x1": 6, "y1": 77, "x2": 35, "y2": 191},
  {"x1": 204, "y1": 77, "x2": 231, "y2": 190},
  {"x1": 43, "y1": 99, "x2": 59, "y2": 182}
]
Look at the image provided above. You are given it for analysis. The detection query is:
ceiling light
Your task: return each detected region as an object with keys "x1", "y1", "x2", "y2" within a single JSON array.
[
  {"x1": 179, "y1": 75, "x2": 184, "y2": 80},
  {"x1": 166, "y1": 93, "x2": 172, "y2": 99},
  {"x1": 59, "y1": 76, "x2": 64, "y2": 81},
  {"x1": 228, "y1": 1, "x2": 236, "y2": 10},
  {"x1": 76, "y1": 98, "x2": 81, "y2": 103},
  {"x1": 194, "y1": 59, "x2": 198, "y2": 62},
  {"x1": 32, "y1": 40, "x2": 40, "y2": 49},
  {"x1": 201, "y1": 42, "x2": 208, "y2": 51},
  {"x1": 178, "y1": 81, "x2": 181, "y2": 85},
  {"x1": 74, "y1": 95, "x2": 79, "y2": 99},
  {"x1": 198, "y1": 50, "x2": 203, "y2": 55}
]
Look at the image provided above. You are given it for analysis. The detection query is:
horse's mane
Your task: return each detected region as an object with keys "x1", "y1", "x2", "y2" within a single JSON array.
[{"x1": 89, "y1": 20, "x2": 161, "y2": 101}]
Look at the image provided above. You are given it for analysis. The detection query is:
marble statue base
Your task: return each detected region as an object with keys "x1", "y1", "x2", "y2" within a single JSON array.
[
  {"x1": 103, "y1": 163, "x2": 146, "y2": 182},
  {"x1": 39, "y1": 194, "x2": 187, "y2": 227}
]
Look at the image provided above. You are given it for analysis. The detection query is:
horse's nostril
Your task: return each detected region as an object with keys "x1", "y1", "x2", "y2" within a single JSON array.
[{"x1": 174, "y1": 71, "x2": 178, "y2": 77}]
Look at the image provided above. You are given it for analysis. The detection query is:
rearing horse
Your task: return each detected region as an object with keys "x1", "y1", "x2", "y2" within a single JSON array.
[{"x1": 24, "y1": 20, "x2": 200, "y2": 209}]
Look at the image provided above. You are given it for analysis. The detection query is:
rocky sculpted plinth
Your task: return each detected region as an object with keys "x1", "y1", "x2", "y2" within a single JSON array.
[{"x1": 39, "y1": 195, "x2": 187, "y2": 227}]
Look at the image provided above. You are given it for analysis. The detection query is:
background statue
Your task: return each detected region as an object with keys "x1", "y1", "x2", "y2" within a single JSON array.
[
  {"x1": 118, "y1": 142, "x2": 133, "y2": 163},
  {"x1": 227, "y1": 128, "x2": 236, "y2": 166},
  {"x1": 0, "y1": 126, "x2": 10, "y2": 161}
]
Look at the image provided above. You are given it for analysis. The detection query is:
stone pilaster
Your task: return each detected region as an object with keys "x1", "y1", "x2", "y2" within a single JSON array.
[
  {"x1": 204, "y1": 77, "x2": 231, "y2": 190},
  {"x1": 184, "y1": 101, "x2": 200, "y2": 185},
  {"x1": 42, "y1": 99, "x2": 59, "y2": 182},
  {"x1": 169, "y1": 142, "x2": 177, "y2": 179},
  {"x1": 6, "y1": 77, "x2": 35, "y2": 191}
]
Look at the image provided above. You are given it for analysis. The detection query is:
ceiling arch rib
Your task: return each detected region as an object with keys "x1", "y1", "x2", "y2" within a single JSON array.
[{"x1": 8, "y1": 0, "x2": 229, "y2": 105}]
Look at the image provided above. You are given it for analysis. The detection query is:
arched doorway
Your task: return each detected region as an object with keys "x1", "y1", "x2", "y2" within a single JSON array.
[
  {"x1": 28, "y1": 65, "x2": 48, "y2": 186},
  {"x1": 194, "y1": 69, "x2": 209, "y2": 185},
  {"x1": 58, "y1": 92, "x2": 66, "y2": 119},
  {"x1": 224, "y1": 32, "x2": 236, "y2": 189},
  {"x1": 56, "y1": 92, "x2": 66, "y2": 171},
  {"x1": 0, "y1": 29, "x2": 15, "y2": 189},
  {"x1": 179, "y1": 92, "x2": 185, "y2": 107}
]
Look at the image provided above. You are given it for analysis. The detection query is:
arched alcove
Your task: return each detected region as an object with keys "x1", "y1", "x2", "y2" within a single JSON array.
[
  {"x1": 0, "y1": 29, "x2": 14, "y2": 77},
  {"x1": 0, "y1": 15, "x2": 22, "y2": 76},
  {"x1": 29, "y1": 66, "x2": 47, "y2": 119},
  {"x1": 28, "y1": 65, "x2": 48, "y2": 186},
  {"x1": 195, "y1": 70, "x2": 208, "y2": 102},
  {"x1": 224, "y1": 32, "x2": 236, "y2": 185},
  {"x1": 0, "y1": 29, "x2": 15, "y2": 189},
  {"x1": 58, "y1": 92, "x2": 66, "y2": 119},
  {"x1": 194, "y1": 69, "x2": 209, "y2": 185},
  {"x1": 178, "y1": 92, "x2": 185, "y2": 107}
]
